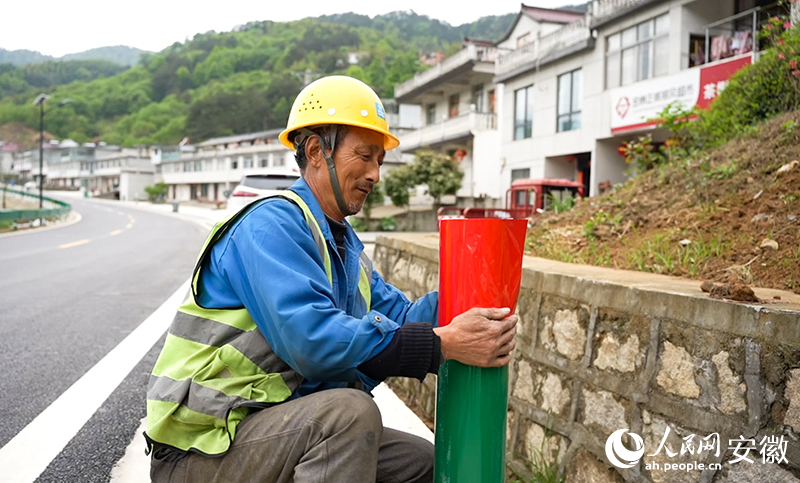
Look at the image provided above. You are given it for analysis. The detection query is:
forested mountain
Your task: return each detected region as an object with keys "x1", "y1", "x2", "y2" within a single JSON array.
[
  {"x1": 0, "y1": 61, "x2": 127, "y2": 97},
  {"x1": 0, "y1": 46, "x2": 148, "y2": 66},
  {"x1": 0, "y1": 11, "x2": 516, "y2": 147},
  {"x1": 61, "y1": 46, "x2": 149, "y2": 66},
  {"x1": 317, "y1": 11, "x2": 516, "y2": 49}
]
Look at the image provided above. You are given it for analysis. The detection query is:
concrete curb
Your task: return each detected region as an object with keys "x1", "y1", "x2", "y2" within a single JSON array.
[{"x1": 0, "y1": 209, "x2": 83, "y2": 239}]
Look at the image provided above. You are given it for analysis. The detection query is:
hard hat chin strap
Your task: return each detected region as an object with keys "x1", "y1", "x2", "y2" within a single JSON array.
[{"x1": 294, "y1": 126, "x2": 349, "y2": 218}]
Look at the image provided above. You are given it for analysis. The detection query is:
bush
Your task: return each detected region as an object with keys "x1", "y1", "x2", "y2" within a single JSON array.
[
  {"x1": 379, "y1": 216, "x2": 397, "y2": 231},
  {"x1": 349, "y1": 217, "x2": 366, "y2": 232},
  {"x1": 144, "y1": 182, "x2": 169, "y2": 202}
]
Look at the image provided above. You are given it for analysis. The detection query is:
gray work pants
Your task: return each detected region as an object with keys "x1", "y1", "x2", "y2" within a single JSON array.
[{"x1": 150, "y1": 388, "x2": 434, "y2": 483}]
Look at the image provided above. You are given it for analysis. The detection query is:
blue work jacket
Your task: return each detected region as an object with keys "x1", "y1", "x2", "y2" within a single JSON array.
[{"x1": 197, "y1": 177, "x2": 439, "y2": 395}]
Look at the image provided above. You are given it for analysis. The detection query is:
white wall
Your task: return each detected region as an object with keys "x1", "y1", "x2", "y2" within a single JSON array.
[
  {"x1": 472, "y1": 129, "x2": 503, "y2": 199},
  {"x1": 497, "y1": 15, "x2": 542, "y2": 51},
  {"x1": 496, "y1": 0, "x2": 743, "y2": 196},
  {"x1": 119, "y1": 171, "x2": 155, "y2": 201}
]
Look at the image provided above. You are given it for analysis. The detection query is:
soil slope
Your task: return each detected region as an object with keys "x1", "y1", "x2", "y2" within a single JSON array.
[{"x1": 527, "y1": 111, "x2": 800, "y2": 294}]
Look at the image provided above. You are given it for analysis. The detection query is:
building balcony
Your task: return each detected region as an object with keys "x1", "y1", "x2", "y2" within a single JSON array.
[
  {"x1": 397, "y1": 112, "x2": 497, "y2": 153},
  {"x1": 591, "y1": 0, "x2": 652, "y2": 24},
  {"x1": 395, "y1": 44, "x2": 497, "y2": 104},
  {"x1": 496, "y1": 15, "x2": 592, "y2": 80}
]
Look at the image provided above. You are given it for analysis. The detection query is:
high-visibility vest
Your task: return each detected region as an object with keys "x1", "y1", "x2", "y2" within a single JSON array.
[{"x1": 145, "y1": 190, "x2": 373, "y2": 456}]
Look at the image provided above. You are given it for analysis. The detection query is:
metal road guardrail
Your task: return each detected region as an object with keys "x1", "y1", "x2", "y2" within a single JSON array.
[{"x1": 0, "y1": 187, "x2": 72, "y2": 226}]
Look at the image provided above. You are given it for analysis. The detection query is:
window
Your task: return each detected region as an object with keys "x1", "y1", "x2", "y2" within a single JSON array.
[
  {"x1": 426, "y1": 103, "x2": 436, "y2": 125},
  {"x1": 471, "y1": 84, "x2": 484, "y2": 112},
  {"x1": 243, "y1": 157, "x2": 254, "y2": 169},
  {"x1": 194, "y1": 161, "x2": 202, "y2": 171},
  {"x1": 516, "y1": 33, "x2": 531, "y2": 48},
  {"x1": 511, "y1": 168, "x2": 530, "y2": 181},
  {"x1": 448, "y1": 94, "x2": 459, "y2": 118},
  {"x1": 606, "y1": 13, "x2": 670, "y2": 89},
  {"x1": 260, "y1": 155, "x2": 268, "y2": 168},
  {"x1": 231, "y1": 158, "x2": 238, "y2": 170},
  {"x1": 557, "y1": 69, "x2": 582, "y2": 132},
  {"x1": 513, "y1": 85, "x2": 534, "y2": 140},
  {"x1": 488, "y1": 89, "x2": 496, "y2": 114},
  {"x1": 273, "y1": 153, "x2": 284, "y2": 167}
]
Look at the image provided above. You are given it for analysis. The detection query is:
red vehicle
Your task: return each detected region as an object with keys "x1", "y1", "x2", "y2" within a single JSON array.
[{"x1": 437, "y1": 178, "x2": 584, "y2": 219}]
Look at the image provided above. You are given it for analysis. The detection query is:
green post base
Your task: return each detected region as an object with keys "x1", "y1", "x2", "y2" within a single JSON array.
[{"x1": 434, "y1": 360, "x2": 508, "y2": 483}]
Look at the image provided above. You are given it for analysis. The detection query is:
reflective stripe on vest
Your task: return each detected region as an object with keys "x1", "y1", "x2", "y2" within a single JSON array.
[{"x1": 145, "y1": 190, "x2": 373, "y2": 456}]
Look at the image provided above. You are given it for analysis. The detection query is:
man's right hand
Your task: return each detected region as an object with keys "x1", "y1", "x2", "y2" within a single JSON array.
[{"x1": 433, "y1": 307, "x2": 518, "y2": 368}]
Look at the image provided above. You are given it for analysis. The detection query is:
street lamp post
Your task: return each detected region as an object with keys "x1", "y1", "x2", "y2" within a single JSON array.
[{"x1": 32, "y1": 94, "x2": 73, "y2": 209}]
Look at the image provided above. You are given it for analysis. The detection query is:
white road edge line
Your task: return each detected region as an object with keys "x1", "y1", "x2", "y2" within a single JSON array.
[{"x1": 0, "y1": 279, "x2": 190, "y2": 483}]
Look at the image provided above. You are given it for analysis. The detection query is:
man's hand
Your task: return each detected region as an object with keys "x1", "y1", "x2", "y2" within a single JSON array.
[{"x1": 433, "y1": 307, "x2": 518, "y2": 368}]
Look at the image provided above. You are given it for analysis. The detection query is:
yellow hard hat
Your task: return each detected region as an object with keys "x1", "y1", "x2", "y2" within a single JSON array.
[{"x1": 279, "y1": 76, "x2": 400, "y2": 151}]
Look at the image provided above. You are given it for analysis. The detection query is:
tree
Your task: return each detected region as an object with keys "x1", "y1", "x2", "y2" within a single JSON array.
[
  {"x1": 384, "y1": 150, "x2": 463, "y2": 208},
  {"x1": 361, "y1": 182, "x2": 385, "y2": 224},
  {"x1": 384, "y1": 165, "x2": 416, "y2": 208},
  {"x1": 413, "y1": 150, "x2": 463, "y2": 204},
  {"x1": 144, "y1": 182, "x2": 169, "y2": 202}
]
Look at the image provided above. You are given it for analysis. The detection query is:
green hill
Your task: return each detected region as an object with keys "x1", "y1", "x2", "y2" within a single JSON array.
[
  {"x1": 61, "y1": 46, "x2": 148, "y2": 66},
  {"x1": 0, "y1": 45, "x2": 148, "y2": 66},
  {"x1": 0, "y1": 11, "x2": 514, "y2": 146}
]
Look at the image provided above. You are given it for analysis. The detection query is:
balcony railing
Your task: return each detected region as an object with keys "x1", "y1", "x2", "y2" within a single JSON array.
[
  {"x1": 397, "y1": 112, "x2": 496, "y2": 151},
  {"x1": 496, "y1": 15, "x2": 591, "y2": 76},
  {"x1": 591, "y1": 0, "x2": 647, "y2": 21},
  {"x1": 395, "y1": 44, "x2": 497, "y2": 99}
]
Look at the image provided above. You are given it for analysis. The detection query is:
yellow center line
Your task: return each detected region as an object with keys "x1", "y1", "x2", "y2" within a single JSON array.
[
  {"x1": 110, "y1": 230, "x2": 123, "y2": 236},
  {"x1": 126, "y1": 223, "x2": 133, "y2": 229},
  {"x1": 60, "y1": 239, "x2": 91, "y2": 249}
]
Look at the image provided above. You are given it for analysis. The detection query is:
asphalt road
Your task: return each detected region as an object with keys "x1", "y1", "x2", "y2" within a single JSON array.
[{"x1": 0, "y1": 195, "x2": 208, "y2": 482}]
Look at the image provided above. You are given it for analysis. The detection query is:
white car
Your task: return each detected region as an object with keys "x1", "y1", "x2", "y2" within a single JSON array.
[{"x1": 226, "y1": 171, "x2": 301, "y2": 213}]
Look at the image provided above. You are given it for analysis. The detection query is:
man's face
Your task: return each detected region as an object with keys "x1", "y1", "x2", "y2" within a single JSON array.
[{"x1": 331, "y1": 126, "x2": 385, "y2": 216}]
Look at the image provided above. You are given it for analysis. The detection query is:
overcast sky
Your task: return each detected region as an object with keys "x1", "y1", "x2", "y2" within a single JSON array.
[{"x1": 1, "y1": 0, "x2": 574, "y2": 57}]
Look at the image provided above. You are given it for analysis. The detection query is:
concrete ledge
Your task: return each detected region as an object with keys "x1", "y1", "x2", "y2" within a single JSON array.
[{"x1": 376, "y1": 232, "x2": 800, "y2": 482}]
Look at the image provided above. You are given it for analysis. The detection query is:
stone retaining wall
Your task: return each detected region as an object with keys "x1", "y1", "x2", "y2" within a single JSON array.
[{"x1": 374, "y1": 233, "x2": 800, "y2": 482}]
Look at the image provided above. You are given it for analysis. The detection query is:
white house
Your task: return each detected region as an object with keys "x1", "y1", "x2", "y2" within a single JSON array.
[{"x1": 494, "y1": 0, "x2": 782, "y2": 197}]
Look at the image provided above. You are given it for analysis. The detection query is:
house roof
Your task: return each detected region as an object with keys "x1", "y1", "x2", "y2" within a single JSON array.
[
  {"x1": 463, "y1": 37, "x2": 495, "y2": 47},
  {"x1": 198, "y1": 128, "x2": 284, "y2": 147},
  {"x1": 521, "y1": 4, "x2": 584, "y2": 24},
  {"x1": 494, "y1": 3, "x2": 585, "y2": 45}
]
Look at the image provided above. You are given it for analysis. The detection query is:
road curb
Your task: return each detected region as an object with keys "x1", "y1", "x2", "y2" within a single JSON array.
[{"x1": 0, "y1": 210, "x2": 83, "y2": 239}]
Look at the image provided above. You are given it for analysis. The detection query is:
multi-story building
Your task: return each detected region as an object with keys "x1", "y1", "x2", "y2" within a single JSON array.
[
  {"x1": 394, "y1": 8, "x2": 584, "y2": 204},
  {"x1": 155, "y1": 129, "x2": 295, "y2": 202},
  {"x1": 10, "y1": 141, "x2": 155, "y2": 200},
  {"x1": 394, "y1": 38, "x2": 502, "y2": 203},
  {"x1": 156, "y1": 101, "x2": 420, "y2": 203},
  {"x1": 394, "y1": 0, "x2": 790, "y2": 205},
  {"x1": 495, "y1": 0, "x2": 784, "y2": 197}
]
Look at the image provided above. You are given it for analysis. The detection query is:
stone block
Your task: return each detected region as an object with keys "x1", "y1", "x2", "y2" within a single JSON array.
[
  {"x1": 513, "y1": 359, "x2": 536, "y2": 405},
  {"x1": 516, "y1": 290, "x2": 540, "y2": 343},
  {"x1": 714, "y1": 462, "x2": 800, "y2": 482},
  {"x1": 657, "y1": 340, "x2": 701, "y2": 399},
  {"x1": 516, "y1": 419, "x2": 567, "y2": 467},
  {"x1": 592, "y1": 309, "x2": 649, "y2": 375},
  {"x1": 642, "y1": 414, "x2": 709, "y2": 483},
  {"x1": 712, "y1": 351, "x2": 746, "y2": 416},
  {"x1": 582, "y1": 388, "x2": 628, "y2": 434},
  {"x1": 785, "y1": 369, "x2": 800, "y2": 432},
  {"x1": 564, "y1": 450, "x2": 624, "y2": 483},
  {"x1": 538, "y1": 295, "x2": 590, "y2": 361},
  {"x1": 511, "y1": 359, "x2": 572, "y2": 417}
]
